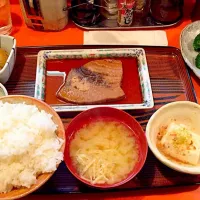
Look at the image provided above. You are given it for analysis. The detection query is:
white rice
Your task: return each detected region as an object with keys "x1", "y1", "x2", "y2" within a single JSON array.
[{"x1": 0, "y1": 101, "x2": 64, "y2": 193}]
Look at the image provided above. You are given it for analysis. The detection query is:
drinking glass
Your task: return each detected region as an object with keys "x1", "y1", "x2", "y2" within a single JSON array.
[
  {"x1": 150, "y1": 0, "x2": 183, "y2": 24},
  {"x1": 0, "y1": 0, "x2": 12, "y2": 35},
  {"x1": 71, "y1": 0, "x2": 100, "y2": 26}
]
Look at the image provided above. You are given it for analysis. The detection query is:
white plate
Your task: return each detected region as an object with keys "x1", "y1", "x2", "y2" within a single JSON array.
[
  {"x1": 180, "y1": 21, "x2": 200, "y2": 78},
  {"x1": 34, "y1": 48, "x2": 154, "y2": 112}
]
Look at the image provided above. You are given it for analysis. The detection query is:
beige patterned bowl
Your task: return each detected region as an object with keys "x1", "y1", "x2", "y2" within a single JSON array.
[
  {"x1": 0, "y1": 95, "x2": 65, "y2": 200},
  {"x1": 146, "y1": 101, "x2": 200, "y2": 174}
]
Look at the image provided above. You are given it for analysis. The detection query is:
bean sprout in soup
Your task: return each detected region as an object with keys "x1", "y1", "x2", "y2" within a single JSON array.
[{"x1": 70, "y1": 120, "x2": 139, "y2": 185}]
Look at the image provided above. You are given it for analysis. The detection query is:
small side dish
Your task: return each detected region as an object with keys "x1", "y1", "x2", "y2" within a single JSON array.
[
  {"x1": 70, "y1": 120, "x2": 139, "y2": 185},
  {"x1": 0, "y1": 35, "x2": 16, "y2": 84},
  {"x1": 146, "y1": 101, "x2": 200, "y2": 174}
]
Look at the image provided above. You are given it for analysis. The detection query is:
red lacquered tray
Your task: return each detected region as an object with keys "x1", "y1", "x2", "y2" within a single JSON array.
[{"x1": 5, "y1": 45, "x2": 198, "y2": 194}]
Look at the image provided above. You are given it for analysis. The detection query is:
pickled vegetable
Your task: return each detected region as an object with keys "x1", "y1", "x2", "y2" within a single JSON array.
[
  {"x1": 0, "y1": 48, "x2": 8, "y2": 69},
  {"x1": 193, "y1": 33, "x2": 200, "y2": 52},
  {"x1": 195, "y1": 54, "x2": 200, "y2": 69}
]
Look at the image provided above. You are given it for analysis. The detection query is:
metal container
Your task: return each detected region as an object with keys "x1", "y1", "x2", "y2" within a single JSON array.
[{"x1": 19, "y1": 0, "x2": 68, "y2": 31}]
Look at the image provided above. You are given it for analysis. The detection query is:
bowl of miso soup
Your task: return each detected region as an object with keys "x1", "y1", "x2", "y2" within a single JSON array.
[{"x1": 64, "y1": 107, "x2": 148, "y2": 188}]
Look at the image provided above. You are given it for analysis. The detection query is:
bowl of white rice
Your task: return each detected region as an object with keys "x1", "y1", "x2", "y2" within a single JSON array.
[{"x1": 0, "y1": 95, "x2": 65, "y2": 199}]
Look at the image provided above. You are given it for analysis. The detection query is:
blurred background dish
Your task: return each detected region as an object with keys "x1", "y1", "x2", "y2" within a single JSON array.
[
  {"x1": 180, "y1": 20, "x2": 200, "y2": 79},
  {"x1": 0, "y1": 35, "x2": 16, "y2": 84}
]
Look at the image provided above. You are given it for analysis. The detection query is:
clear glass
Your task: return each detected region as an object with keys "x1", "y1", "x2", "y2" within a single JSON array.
[{"x1": 0, "y1": 0, "x2": 12, "y2": 35}]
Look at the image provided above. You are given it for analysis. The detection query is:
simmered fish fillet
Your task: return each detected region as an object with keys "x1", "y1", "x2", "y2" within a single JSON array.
[{"x1": 57, "y1": 59, "x2": 125, "y2": 104}]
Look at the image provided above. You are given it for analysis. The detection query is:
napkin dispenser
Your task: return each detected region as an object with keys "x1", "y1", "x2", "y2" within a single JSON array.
[{"x1": 19, "y1": 0, "x2": 68, "y2": 31}]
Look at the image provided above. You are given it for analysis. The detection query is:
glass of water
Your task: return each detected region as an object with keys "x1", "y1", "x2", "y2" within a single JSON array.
[{"x1": 0, "y1": 0, "x2": 12, "y2": 35}]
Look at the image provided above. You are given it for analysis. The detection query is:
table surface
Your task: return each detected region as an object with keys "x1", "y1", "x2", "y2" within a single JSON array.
[{"x1": 8, "y1": 0, "x2": 200, "y2": 199}]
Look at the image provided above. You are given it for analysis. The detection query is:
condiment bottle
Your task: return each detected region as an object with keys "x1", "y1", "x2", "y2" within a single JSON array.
[{"x1": 117, "y1": 0, "x2": 136, "y2": 27}]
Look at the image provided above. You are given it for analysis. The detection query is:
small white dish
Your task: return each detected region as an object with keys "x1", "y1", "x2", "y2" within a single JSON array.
[
  {"x1": 146, "y1": 101, "x2": 200, "y2": 174},
  {"x1": 0, "y1": 83, "x2": 8, "y2": 96},
  {"x1": 0, "y1": 35, "x2": 16, "y2": 84},
  {"x1": 180, "y1": 21, "x2": 200, "y2": 78}
]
